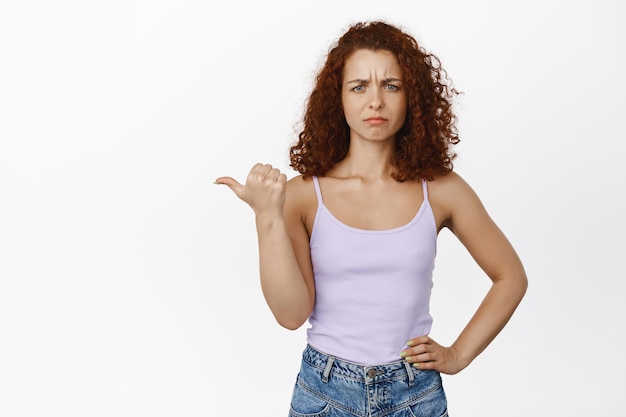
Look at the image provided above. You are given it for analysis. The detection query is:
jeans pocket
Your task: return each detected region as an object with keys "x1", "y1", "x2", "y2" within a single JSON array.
[
  {"x1": 289, "y1": 379, "x2": 331, "y2": 417},
  {"x1": 408, "y1": 404, "x2": 448, "y2": 417},
  {"x1": 407, "y1": 382, "x2": 448, "y2": 417}
]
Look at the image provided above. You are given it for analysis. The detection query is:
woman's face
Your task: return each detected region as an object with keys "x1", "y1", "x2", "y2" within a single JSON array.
[{"x1": 341, "y1": 49, "x2": 407, "y2": 144}]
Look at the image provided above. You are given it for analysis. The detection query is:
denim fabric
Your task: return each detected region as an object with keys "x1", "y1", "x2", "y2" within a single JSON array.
[{"x1": 289, "y1": 345, "x2": 448, "y2": 417}]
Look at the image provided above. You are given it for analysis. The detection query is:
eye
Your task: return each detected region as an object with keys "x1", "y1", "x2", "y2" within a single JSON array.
[
  {"x1": 352, "y1": 85, "x2": 366, "y2": 92},
  {"x1": 384, "y1": 84, "x2": 399, "y2": 91}
]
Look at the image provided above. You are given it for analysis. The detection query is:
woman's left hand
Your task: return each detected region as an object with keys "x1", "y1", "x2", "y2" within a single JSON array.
[{"x1": 400, "y1": 336, "x2": 467, "y2": 375}]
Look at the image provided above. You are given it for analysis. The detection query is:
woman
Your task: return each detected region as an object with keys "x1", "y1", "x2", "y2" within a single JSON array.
[{"x1": 215, "y1": 21, "x2": 527, "y2": 417}]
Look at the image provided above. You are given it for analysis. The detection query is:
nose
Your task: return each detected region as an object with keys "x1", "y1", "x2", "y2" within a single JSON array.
[
  {"x1": 369, "y1": 101, "x2": 382, "y2": 110},
  {"x1": 368, "y1": 90, "x2": 383, "y2": 110}
]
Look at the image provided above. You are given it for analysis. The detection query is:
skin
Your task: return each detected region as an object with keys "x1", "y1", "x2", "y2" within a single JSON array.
[{"x1": 216, "y1": 49, "x2": 527, "y2": 375}]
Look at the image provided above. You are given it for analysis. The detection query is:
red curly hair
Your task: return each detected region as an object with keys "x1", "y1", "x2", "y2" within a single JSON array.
[{"x1": 289, "y1": 21, "x2": 460, "y2": 181}]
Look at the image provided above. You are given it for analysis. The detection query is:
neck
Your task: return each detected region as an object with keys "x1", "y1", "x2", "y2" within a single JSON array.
[{"x1": 331, "y1": 139, "x2": 396, "y2": 181}]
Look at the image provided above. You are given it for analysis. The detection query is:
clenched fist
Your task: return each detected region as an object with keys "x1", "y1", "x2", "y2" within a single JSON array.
[{"x1": 215, "y1": 163, "x2": 288, "y2": 218}]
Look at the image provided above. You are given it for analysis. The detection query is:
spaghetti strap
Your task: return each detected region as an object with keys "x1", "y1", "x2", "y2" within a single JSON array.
[
  {"x1": 421, "y1": 179, "x2": 429, "y2": 202},
  {"x1": 312, "y1": 176, "x2": 324, "y2": 204}
]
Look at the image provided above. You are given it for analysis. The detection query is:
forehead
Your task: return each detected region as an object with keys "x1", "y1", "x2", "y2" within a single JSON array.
[{"x1": 343, "y1": 49, "x2": 402, "y2": 78}]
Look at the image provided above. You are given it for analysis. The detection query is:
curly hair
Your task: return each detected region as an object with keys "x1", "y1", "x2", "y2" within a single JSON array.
[{"x1": 289, "y1": 21, "x2": 460, "y2": 181}]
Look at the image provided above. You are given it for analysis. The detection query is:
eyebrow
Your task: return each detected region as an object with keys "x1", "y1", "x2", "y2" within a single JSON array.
[{"x1": 345, "y1": 77, "x2": 403, "y2": 84}]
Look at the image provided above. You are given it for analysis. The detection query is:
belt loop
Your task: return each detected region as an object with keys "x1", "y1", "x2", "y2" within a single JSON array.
[
  {"x1": 404, "y1": 361, "x2": 415, "y2": 386},
  {"x1": 322, "y1": 355, "x2": 335, "y2": 383}
]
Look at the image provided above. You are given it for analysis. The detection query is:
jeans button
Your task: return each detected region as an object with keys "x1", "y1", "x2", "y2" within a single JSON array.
[{"x1": 367, "y1": 368, "x2": 377, "y2": 378}]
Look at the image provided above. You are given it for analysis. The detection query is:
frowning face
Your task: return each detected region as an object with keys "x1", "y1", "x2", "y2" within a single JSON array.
[{"x1": 341, "y1": 49, "x2": 407, "y2": 145}]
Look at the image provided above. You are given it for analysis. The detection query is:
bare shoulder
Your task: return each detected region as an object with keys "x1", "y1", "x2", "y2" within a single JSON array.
[
  {"x1": 428, "y1": 171, "x2": 486, "y2": 231},
  {"x1": 285, "y1": 175, "x2": 318, "y2": 233},
  {"x1": 429, "y1": 170, "x2": 475, "y2": 197},
  {"x1": 287, "y1": 174, "x2": 312, "y2": 191},
  {"x1": 286, "y1": 175, "x2": 316, "y2": 203}
]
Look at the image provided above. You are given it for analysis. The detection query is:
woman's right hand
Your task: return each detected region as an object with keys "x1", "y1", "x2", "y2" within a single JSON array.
[{"x1": 215, "y1": 163, "x2": 288, "y2": 218}]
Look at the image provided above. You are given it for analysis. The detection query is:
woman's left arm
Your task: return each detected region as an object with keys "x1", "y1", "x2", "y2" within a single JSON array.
[{"x1": 401, "y1": 172, "x2": 528, "y2": 374}]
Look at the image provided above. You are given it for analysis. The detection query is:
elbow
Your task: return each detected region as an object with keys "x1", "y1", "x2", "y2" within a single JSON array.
[
  {"x1": 274, "y1": 306, "x2": 312, "y2": 331},
  {"x1": 518, "y1": 268, "x2": 529, "y2": 293},
  {"x1": 278, "y1": 320, "x2": 304, "y2": 331},
  {"x1": 512, "y1": 270, "x2": 528, "y2": 303},
  {"x1": 277, "y1": 316, "x2": 308, "y2": 331},
  {"x1": 493, "y1": 268, "x2": 528, "y2": 303}
]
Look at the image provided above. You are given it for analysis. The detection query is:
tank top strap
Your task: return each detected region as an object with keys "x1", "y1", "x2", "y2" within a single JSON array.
[
  {"x1": 421, "y1": 179, "x2": 429, "y2": 202},
  {"x1": 312, "y1": 176, "x2": 323, "y2": 204}
]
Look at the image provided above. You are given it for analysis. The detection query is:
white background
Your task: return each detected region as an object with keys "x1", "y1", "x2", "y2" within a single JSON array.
[{"x1": 1, "y1": 0, "x2": 625, "y2": 415}]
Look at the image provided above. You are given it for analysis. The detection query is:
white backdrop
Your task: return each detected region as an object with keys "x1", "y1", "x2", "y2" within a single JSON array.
[{"x1": 1, "y1": 0, "x2": 625, "y2": 415}]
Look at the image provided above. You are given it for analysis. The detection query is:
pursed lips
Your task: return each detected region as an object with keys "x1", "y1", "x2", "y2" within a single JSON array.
[{"x1": 365, "y1": 117, "x2": 387, "y2": 125}]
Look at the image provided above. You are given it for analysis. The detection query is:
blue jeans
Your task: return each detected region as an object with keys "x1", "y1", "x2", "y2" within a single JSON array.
[{"x1": 289, "y1": 345, "x2": 448, "y2": 417}]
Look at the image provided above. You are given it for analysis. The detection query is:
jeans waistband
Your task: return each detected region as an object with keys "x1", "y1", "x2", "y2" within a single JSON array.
[{"x1": 302, "y1": 344, "x2": 416, "y2": 386}]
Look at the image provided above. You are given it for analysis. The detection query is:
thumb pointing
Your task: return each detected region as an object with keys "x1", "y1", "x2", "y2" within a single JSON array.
[{"x1": 214, "y1": 176, "x2": 244, "y2": 196}]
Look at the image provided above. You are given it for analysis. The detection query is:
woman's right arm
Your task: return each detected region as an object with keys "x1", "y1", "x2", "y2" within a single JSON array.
[{"x1": 215, "y1": 164, "x2": 315, "y2": 330}]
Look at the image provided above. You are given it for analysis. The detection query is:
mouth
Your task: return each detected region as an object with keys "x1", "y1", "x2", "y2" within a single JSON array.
[{"x1": 365, "y1": 117, "x2": 387, "y2": 125}]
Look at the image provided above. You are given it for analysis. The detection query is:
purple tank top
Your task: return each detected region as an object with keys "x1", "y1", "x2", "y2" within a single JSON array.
[{"x1": 307, "y1": 176, "x2": 437, "y2": 365}]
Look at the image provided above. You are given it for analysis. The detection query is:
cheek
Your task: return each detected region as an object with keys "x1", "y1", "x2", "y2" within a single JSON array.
[
  {"x1": 342, "y1": 102, "x2": 359, "y2": 120},
  {"x1": 396, "y1": 105, "x2": 407, "y2": 124}
]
